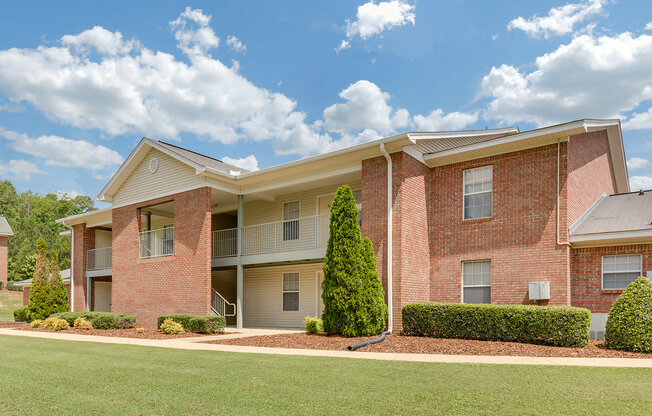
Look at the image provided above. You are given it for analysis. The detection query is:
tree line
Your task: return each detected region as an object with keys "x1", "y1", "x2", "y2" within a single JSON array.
[{"x1": 0, "y1": 180, "x2": 95, "y2": 283}]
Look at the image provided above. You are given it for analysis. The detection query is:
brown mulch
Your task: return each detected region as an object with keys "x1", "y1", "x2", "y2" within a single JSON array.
[
  {"x1": 205, "y1": 332, "x2": 652, "y2": 359},
  {"x1": 8, "y1": 324, "x2": 225, "y2": 340}
]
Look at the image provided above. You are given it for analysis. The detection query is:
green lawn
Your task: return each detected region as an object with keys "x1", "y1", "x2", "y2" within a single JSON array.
[
  {"x1": 0, "y1": 336, "x2": 650, "y2": 415},
  {"x1": 0, "y1": 290, "x2": 22, "y2": 321}
]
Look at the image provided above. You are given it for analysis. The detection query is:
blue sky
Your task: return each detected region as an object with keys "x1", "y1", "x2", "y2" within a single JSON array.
[{"x1": 0, "y1": 0, "x2": 651, "y2": 205}]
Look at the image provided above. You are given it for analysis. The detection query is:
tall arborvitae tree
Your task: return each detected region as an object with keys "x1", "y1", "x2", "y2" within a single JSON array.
[
  {"x1": 48, "y1": 250, "x2": 69, "y2": 314},
  {"x1": 27, "y1": 238, "x2": 51, "y2": 320},
  {"x1": 357, "y1": 237, "x2": 388, "y2": 335},
  {"x1": 322, "y1": 185, "x2": 387, "y2": 337}
]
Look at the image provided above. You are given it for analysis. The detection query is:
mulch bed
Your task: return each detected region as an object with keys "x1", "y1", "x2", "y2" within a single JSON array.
[
  {"x1": 8, "y1": 324, "x2": 225, "y2": 340},
  {"x1": 205, "y1": 332, "x2": 652, "y2": 359}
]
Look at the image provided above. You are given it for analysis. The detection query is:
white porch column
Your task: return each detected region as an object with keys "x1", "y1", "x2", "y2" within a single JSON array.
[
  {"x1": 236, "y1": 194, "x2": 244, "y2": 329},
  {"x1": 86, "y1": 276, "x2": 91, "y2": 312}
]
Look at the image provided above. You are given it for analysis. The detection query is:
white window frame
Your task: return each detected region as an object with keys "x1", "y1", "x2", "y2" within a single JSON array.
[
  {"x1": 462, "y1": 165, "x2": 493, "y2": 220},
  {"x1": 282, "y1": 272, "x2": 300, "y2": 312},
  {"x1": 601, "y1": 254, "x2": 642, "y2": 290},
  {"x1": 462, "y1": 260, "x2": 492, "y2": 304},
  {"x1": 282, "y1": 201, "x2": 300, "y2": 241}
]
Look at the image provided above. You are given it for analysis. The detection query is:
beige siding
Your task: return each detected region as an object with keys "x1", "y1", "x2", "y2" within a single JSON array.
[
  {"x1": 212, "y1": 270, "x2": 237, "y2": 326},
  {"x1": 112, "y1": 148, "x2": 205, "y2": 206},
  {"x1": 94, "y1": 230, "x2": 112, "y2": 249},
  {"x1": 243, "y1": 181, "x2": 361, "y2": 225},
  {"x1": 243, "y1": 263, "x2": 323, "y2": 328}
]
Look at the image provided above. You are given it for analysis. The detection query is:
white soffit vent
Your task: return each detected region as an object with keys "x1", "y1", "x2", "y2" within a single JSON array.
[{"x1": 149, "y1": 157, "x2": 159, "y2": 173}]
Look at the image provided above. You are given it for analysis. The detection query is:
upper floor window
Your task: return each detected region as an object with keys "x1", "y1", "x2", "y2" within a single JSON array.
[
  {"x1": 283, "y1": 201, "x2": 300, "y2": 241},
  {"x1": 463, "y1": 166, "x2": 493, "y2": 220},
  {"x1": 602, "y1": 255, "x2": 641, "y2": 290},
  {"x1": 462, "y1": 260, "x2": 491, "y2": 304}
]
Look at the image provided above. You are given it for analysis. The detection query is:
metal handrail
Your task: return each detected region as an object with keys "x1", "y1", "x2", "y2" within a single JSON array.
[
  {"x1": 211, "y1": 288, "x2": 236, "y2": 317},
  {"x1": 87, "y1": 247, "x2": 112, "y2": 271},
  {"x1": 139, "y1": 227, "x2": 174, "y2": 259}
]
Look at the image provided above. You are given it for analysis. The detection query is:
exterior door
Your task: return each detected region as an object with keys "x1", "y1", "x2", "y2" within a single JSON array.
[
  {"x1": 317, "y1": 271, "x2": 325, "y2": 317},
  {"x1": 94, "y1": 282, "x2": 112, "y2": 312},
  {"x1": 317, "y1": 195, "x2": 334, "y2": 247}
]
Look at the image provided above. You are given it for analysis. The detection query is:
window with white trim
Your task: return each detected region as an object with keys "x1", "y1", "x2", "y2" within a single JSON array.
[
  {"x1": 462, "y1": 261, "x2": 491, "y2": 304},
  {"x1": 463, "y1": 166, "x2": 492, "y2": 220},
  {"x1": 602, "y1": 255, "x2": 642, "y2": 290},
  {"x1": 283, "y1": 201, "x2": 300, "y2": 241},
  {"x1": 283, "y1": 273, "x2": 300, "y2": 311}
]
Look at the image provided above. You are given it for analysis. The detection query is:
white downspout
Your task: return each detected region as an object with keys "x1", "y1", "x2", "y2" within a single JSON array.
[
  {"x1": 379, "y1": 144, "x2": 393, "y2": 333},
  {"x1": 557, "y1": 139, "x2": 571, "y2": 246},
  {"x1": 70, "y1": 226, "x2": 75, "y2": 312}
]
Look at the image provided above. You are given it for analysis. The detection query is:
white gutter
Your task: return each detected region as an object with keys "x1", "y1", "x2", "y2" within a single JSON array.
[
  {"x1": 379, "y1": 143, "x2": 393, "y2": 333},
  {"x1": 70, "y1": 227, "x2": 75, "y2": 312}
]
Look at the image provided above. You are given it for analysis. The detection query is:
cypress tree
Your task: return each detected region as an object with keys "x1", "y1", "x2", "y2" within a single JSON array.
[
  {"x1": 27, "y1": 238, "x2": 51, "y2": 320},
  {"x1": 48, "y1": 250, "x2": 69, "y2": 314},
  {"x1": 322, "y1": 185, "x2": 387, "y2": 337}
]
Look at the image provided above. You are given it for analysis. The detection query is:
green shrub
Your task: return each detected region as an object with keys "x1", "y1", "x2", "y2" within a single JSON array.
[
  {"x1": 304, "y1": 316, "x2": 324, "y2": 334},
  {"x1": 136, "y1": 328, "x2": 145, "y2": 334},
  {"x1": 6, "y1": 281, "x2": 23, "y2": 291},
  {"x1": 73, "y1": 317, "x2": 92, "y2": 330},
  {"x1": 52, "y1": 312, "x2": 136, "y2": 329},
  {"x1": 27, "y1": 238, "x2": 52, "y2": 320},
  {"x1": 605, "y1": 277, "x2": 652, "y2": 353},
  {"x1": 157, "y1": 314, "x2": 226, "y2": 333},
  {"x1": 30, "y1": 319, "x2": 43, "y2": 328},
  {"x1": 48, "y1": 251, "x2": 69, "y2": 314},
  {"x1": 402, "y1": 302, "x2": 591, "y2": 348},
  {"x1": 13, "y1": 306, "x2": 30, "y2": 322},
  {"x1": 160, "y1": 319, "x2": 184, "y2": 335},
  {"x1": 43, "y1": 317, "x2": 69, "y2": 331},
  {"x1": 322, "y1": 185, "x2": 387, "y2": 337}
]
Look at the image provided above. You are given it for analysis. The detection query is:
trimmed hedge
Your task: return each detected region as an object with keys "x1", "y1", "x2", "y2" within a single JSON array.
[
  {"x1": 51, "y1": 312, "x2": 136, "y2": 329},
  {"x1": 157, "y1": 314, "x2": 226, "y2": 334},
  {"x1": 13, "y1": 306, "x2": 30, "y2": 322},
  {"x1": 605, "y1": 277, "x2": 652, "y2": 353},
  {"x1": 402, "y1": 302, "x2": 590, "y2": 348}
]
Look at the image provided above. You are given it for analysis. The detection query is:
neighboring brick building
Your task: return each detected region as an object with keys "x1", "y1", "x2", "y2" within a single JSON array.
[
  {"x1": 0, "y1": 216, "x2": 13, "y2": 290},
  {"x1": 57, "y1": 119, "x2": 649, "y2": 338}
]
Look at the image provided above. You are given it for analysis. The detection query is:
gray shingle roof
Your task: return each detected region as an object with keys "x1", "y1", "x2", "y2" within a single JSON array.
[
  {"x1": 0, "y1": 216, "x2": 13, "y2": 236},
  {"x1": 157, "y1": 141, "x2": 248, "y2": 175},
  {"x1": 571, "y1": 190, "x2": 652, "y2": 235},
  {"x1": 14, "y1": 269, "x2": 71, "y2": 287}
]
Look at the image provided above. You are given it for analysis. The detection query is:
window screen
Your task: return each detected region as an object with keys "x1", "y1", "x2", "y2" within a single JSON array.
[
  {"x1": 283, "y1": 201, "x2": 300, "y2": 241},
  {"x1": 463, "y1": 166, "x2": 492, "y2": 220},
  {"x1": 602, "y1": 255, "x2": 641, "y2": 289},
  {"x1": 462, "y1": 261, "x2": 491, "y2": 304},
  {"x1": 283, "y1": 273, "x2": 300, "y2": 311}
]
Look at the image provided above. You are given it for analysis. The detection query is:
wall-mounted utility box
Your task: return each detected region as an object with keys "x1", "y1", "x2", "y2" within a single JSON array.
[{"x1": 528, "y1": 281, "x2": 550, "y2": 300}]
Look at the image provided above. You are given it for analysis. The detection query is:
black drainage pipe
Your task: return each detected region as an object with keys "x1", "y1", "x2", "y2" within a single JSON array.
[{"x1": 347, "y1": 331, "x2": 391, "y2": 351}]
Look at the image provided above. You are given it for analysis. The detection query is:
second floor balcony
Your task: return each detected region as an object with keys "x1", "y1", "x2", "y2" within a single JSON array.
[
  {"x1": 212, "y1": 214, "x2": 330, "y2": 264},
  {"x1": 139, "y1": 227, "x2": 174, "y2": 259},
  {"x1": 86, "y1": 246, "x2": 112, "y2": 276}
]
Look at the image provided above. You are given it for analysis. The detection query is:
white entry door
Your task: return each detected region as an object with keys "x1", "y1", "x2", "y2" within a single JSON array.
[
  {"x1": 94, "y1": 282, "x2": 112, "y2": 312},
  {"x1": 316, "y1": 271, "x2": 325, "y2": 317}
]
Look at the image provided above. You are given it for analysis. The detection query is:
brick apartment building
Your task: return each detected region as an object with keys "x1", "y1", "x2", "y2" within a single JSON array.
[{"x1": 53, "y1": 119, "x2": 650, "y2": 338}]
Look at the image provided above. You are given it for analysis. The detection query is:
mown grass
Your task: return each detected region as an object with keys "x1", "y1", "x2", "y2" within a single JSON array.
[
  {"x1": 0, "y1": 290, "x2": 22, "y2": 321},
  {"x1": 0, "y1": 335, "x2": 650, "y2": 415}
]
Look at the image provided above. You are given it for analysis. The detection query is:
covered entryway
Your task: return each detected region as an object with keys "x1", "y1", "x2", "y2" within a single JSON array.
[{"x1": 94, "y1": 281, "x2": 112, "y2": 312}]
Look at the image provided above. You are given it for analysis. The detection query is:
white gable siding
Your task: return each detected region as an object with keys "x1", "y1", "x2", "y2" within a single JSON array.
[{"x1": 112, "y1": 148, "x2": 205, "y2": 206}]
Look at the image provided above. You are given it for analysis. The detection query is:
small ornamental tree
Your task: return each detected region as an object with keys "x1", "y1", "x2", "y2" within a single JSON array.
[
  {"x1": 605, "y1": 276, "x2": 652, "y2": 353},
  {"x1": 27, "y1": 238, "x2": 51, "y2": 320},
  {"x1": 48, "y1": 250, "x2": 69, "y2": 314},
  {"x1": 321, "y1": 185, "x2": 387, "y2": 337}
]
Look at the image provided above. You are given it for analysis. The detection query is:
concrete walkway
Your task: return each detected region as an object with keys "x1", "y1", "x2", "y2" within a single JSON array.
[{"x1": 1, "y1": 328, "x2": 650, "y2": 368}]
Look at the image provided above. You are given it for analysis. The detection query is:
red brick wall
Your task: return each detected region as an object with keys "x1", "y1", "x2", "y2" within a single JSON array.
[
  {"x1": 71, "y1": 224, "x2": 95, "y2": 311},
  {"x1": 362, "y1": 156, "x2": 388, "y2": 299},
  {"x1": 430, "y1": 144, "x2": 572, "y2": 306},
  {"x1": 571, "y1": 244, "x2": 652, "y2": 312},
  {"x1": 0, "y1": 236, "x2": 7, "y2": 289},
  {"x1": 567, "y1": 130, "x2": 616, "y2": 227},
  {"x1": 111, "y1": 187, "x2": 212, "y2": 324}
]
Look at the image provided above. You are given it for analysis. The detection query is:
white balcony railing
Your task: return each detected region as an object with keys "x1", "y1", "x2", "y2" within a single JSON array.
[
  {"x1": 139, "y1": 227, "x2": 174, "y2": 259},
  {"x1": 87, "y1": 247, "x2": 112, "y2": 271},
  {"x1": 211, "y1": 214, "x2": 330, "y2": 258}
]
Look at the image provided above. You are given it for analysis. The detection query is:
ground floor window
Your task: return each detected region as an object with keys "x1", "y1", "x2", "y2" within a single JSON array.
[
  {"x1": 602, "y1": 254, "x2": 641, "y2": 289},
  {"x1": 283, "y1": 272, "x2": 300, "y2": 311},
  {"x1": 462, "y1": 260, "x2": 491, "y2": 304}
]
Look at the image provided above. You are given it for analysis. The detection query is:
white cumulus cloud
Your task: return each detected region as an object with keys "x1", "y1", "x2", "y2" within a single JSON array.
[
  {"x1": 55, "y1": 190, "x2": 81, "y2": 200},
  {"x1": 627, "y1": 157, "x2": 650, "y2": 170},
  {"x1": 413, "y1": 109, "x2": 479, "y2": 131},
  {"x1": 226, "y1": 35, "x2": 246, "y2": 52},
  {"x1": 0, "y1": 160, "x2": 45, "y2": 180},
  {"x1": 0, "y1": 127, "x2": 123, "y2": 170},
  {"x1": 337, "y1": 1, "x2": 415, "y2": 50},
  {"x1": 629, "y1": 175, "x2": 652, "y2": 190},
  {"x1": 222, "y1": 155, "x2": 259, "y2": 172},
  {"x1": 507, "y1": 0, "x2": 606, "y2": 39}
]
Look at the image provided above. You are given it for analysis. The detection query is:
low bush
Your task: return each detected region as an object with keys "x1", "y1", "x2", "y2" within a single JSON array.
[
  {"x1": 13, "y1": 306, "x2": 30, "y2": 322},
  {"x1": 30, "y1": 319, "x2": 43, "y2": 328},
  {"x1": 402, "y1": 302, "x2": 591, "y2": 348},
  {"x1": 304, "y1": 316, "x2": 324, "y2": 334},
  {"x1": 73, "y1": 317, "x2": 93, "y2": 330},
  {"x1": 6, "y1": 281, "x2": 23, "y2": 291},
  {"x1": 52, "y1": 312, "x2": 136, "y2": 329},
  {"x1": 157, "y1": 314, "x2": 226, "y2": 333},
  {"x1": 159, "y1": 319, "x2": 184, "y2": 335},
  {"x1": 43, "y1": 317, "x2": 69, "y2": 331},
  {"x1": 136, "y1": 328, "x2": 145, "y2": 334},
  {"x1": 605, "y1": 277, "x2": 652, "y2": 353}
]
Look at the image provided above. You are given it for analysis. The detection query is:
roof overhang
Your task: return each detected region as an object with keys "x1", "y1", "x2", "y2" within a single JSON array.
[
  {"x1": 422, "y1": 119, "x2": 629, "y2": 193},
  {"x1": 57, "y1": 206, "x2": 113, "y2": 228},
  {"x1": 569, "y1": 229, "x2": 652, "y2": 247}
]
